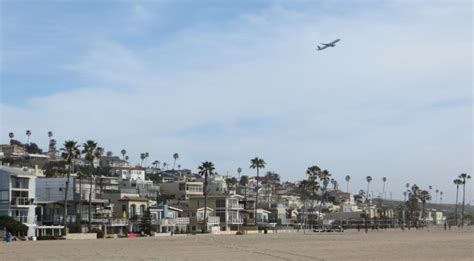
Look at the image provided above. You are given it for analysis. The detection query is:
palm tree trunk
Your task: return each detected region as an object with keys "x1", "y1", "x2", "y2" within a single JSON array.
[
  {"x1": 254, "y1": 168, "x2": 259, "y2": 226},
  {"x1": 173, "y1": 159, "x2": 176, "y2": 170},
  {"x1": 63, "y1": 170, "x2": 71, "y2": 236},
  {"x1": 77, "y1": 176, "x2": 82, "y2": 229},
  {"x1": 367, "y1": 183, "x2": 370, "y2": 202},
  {"x1": 382, "y1": 182, "x2": 386, "y2": 201},
  {"x1": 461, "y1": 183, "x2": 466, "y2": 227},
  {"x1": 88, "y1": 174, "x2": 94, "y2": 232},
  {"x1": 204, "y1": 176, "x2": 207, "y2": 233},
  {"x1": 455, "y1": 185, "x2": 459, "y2": 226}
]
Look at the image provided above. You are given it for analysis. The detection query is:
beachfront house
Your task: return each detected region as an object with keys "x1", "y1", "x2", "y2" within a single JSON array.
[
  {"x1": 188, "y1": 194, "x2": 244, "y2": 231},
  {"x1": 0, "y1": 165, "x2": 38, "y2": 237},
  {"x1": 149, "y1": 204, "x2": 190, "y2": 234}
]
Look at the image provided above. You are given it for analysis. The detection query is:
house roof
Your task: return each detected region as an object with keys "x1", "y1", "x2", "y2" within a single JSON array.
[{"x1": 119, "y1": 196, "x2": 148, "y2": 202}]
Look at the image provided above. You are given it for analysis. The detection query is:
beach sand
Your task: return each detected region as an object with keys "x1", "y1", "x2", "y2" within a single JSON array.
[{"x1": 1, "y1": 228, "x2": 473, "y2": 260}]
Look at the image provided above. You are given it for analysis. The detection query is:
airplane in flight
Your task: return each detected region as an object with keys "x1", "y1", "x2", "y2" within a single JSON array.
[{"x1": 317, "y1": 39, "x2": 340, "y2": 51}]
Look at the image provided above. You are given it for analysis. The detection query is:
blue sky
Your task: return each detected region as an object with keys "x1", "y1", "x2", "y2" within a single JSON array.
[{"x1": 1, "y1": 0, "x2": 472, "y2": 203}]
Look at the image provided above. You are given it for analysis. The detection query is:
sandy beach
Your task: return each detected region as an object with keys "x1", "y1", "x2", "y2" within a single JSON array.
[{"x1": 1, "y1": 228, "x2": 473, "y2": 260}]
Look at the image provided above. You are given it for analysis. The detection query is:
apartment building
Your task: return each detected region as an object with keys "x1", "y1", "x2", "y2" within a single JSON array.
[{"x1": 0, "y1": 165, "x2": 38, "y2": 237}]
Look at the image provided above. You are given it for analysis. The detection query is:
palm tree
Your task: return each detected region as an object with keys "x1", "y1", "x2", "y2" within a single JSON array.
[
  {"x1": 435, "y1": 189, "x2": 439, "y2": 203},
  {"x1": 250, "y1": 157, "x2": 266, "y2": 225},
  {"x1": 140, "y1": 153, "x2": 146, "y2": 166},
  {"x1": 345, "y1": 175, "x2": 351, "y2": 193},
  {"x1": 453, "y1": 179, "x2": 462, "y2": 225},
  {"x1": 60, "y1": 140, "x2": 81, "y2": 235},
  {"x1": 47, "y1": 131, "x2": 53, "y2": 141},
  {"x1": 26, "y1": 130, "x2": 31, "y2": 144},
  {"x1": 82, "y1": 140, "x2": 103, "y2": 232},
  {"x1": 418, "y1": 190, "x2": 431, "y2": 225},
  {"x1": 144, "y1": 152, "x2": 149, "y2": 167},
  {"x1": 406, "y1": 183, "x2": 410, "y2": 191},
  {"x1": 121, "y1": 149, "x2": 127, "y2": 160},
  {"x1": 237, "y1": 167, "x2": 242, "y2": 180},
  {"x1": 239, "y1": 175, "x2": 249, "y2": 200},
  {"x1": 173, "y1": 153, "x2": 179, "y2": 170},
  {"x1": 439, "y1": 191, "x2": 443, "y2": 204},
  {"x1": 8, "y1": 132, "x2": 14, "y2": 141},
  {"x1": 459, "y1": 173, "x2": 471, "y2": 227},
  {"x1": 177, "y1": 164, "x2": 181, "y2": 170},
  {"x1": 428, "y1": 185, "x2": 433, "y2": 202},
  {"x1": 163, "y1": 162, "x2": 168, "y2": 170},
  {"x1": 403, "y1": 191, "x2": 408, "y2": 201},
  {"x1": 382, "y1": 177, "x2": 387, "y2": 200},
  {"x1": 198, "y1": 161, "x2": 215, "y2": 232},
  {"x1": 366, "y1": 176, "x2": 372, "y2": 202},
  {"x1": 125, "y1": 155, "x2": 129, "y2": 161},
  {"x1": 106, "y1": 151, "x2": 113, "y2": 157}
]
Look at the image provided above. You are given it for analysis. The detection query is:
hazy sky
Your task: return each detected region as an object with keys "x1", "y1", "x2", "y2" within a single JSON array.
[{"x1": 1, "y1": 0, "x2": 472, "y2": 203}]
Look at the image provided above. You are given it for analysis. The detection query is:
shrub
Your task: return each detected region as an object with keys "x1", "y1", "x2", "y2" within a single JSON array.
[{"x1": 0, "y1": 215, "x2": 28, "y2": 236}]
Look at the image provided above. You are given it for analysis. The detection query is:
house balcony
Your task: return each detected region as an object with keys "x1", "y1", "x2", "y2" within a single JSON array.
[
  {"x1": 175, "y1": 217, "x2": 190, "y2": 225},
  {"x1": 152, "y1": 218, "x2": 175, "y2": 226},
  {"x1": 228, "y1": 218, "x2": 243, "y2": 225},
  {"x1": 190, "y1": 216, "x2": 220, "y2": 225},
  {"x1": 109, "y1": 219, "x2": 128, "y2": 226},
  {"x1": 11, "y1": 197, "x2": 35, "y2": 206},
  {"x1": 13, "y1": 215, "x2": 35, "y2": 224}
]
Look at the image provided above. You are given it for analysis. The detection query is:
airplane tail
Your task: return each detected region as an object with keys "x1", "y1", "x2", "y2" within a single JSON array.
[{"x1": 317, "y1": 45, "x2": 322, "y2": 51}]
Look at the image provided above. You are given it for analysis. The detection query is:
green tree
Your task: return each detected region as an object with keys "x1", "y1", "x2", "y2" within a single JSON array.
[
  {"x1": 250, "y1": 157, "x2": 266, "y2": 225},
  {"x1": 25, "y1": 130, "x2": 31, "y2": 145},
  {"x1": 173, "y1": 153, "x2": 179, "y2": 170},
  {"x1": 239, "y1": 175, "x2": 249, "y2": 202},
  {"x1": 459, "y1": 173, "x2": 471, "y2": 227},
  {"x1": 198, "y1": 161, "x2": 215, "y2": 232},
  {"x1": 418, "y1": 190, "x2": 431, "y2": 225},
  {"x1": 8, "y1": 132, "x2": 14, "y2": 141},
  {"x1": 345, "y1": 175, "x2": 351, "y2": 193},
  {"x1": 141, "y1": 208, "x2": 153, "y2": 235},
  {"x1": 60, "y1": 140, "x2": 81, "y2": 235},
  {"x1": 453, "y1": 178, "x2": 462, "y2": 225},
  {"x1": 0, "y1": 216, "x2": 28, "y2": 236},
  {"x1": 82, "y1": 140, "x2": 104, "y2": 232},
  {"x1": 366, "y1": 176, "x2": 372, "y2": 202}
]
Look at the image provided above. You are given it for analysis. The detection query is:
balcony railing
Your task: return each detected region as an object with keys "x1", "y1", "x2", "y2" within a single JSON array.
[
  {"x1": 175, "y1": 217, "x2": 190, "y2": 225},
  {"x1": 11, "y1": 197, "x2": 35, "y2": 206},
  {"x1": 152, "y1": 218, "x2": 175, "y2": 226},
  {"x1": 228, "y1": 218, "x2": 243, "y2": 224},
  {"x1": 13, "y1": 216, "x2": 29, "y2": 223},
  {"x1": 109, "y1": 219, "x2": 128, "y2": 226}
]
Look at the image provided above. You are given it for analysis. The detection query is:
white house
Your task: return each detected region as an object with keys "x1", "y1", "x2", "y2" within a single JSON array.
[{"x1": 0, "y1": 165, "x2": 38, "y2": 237}]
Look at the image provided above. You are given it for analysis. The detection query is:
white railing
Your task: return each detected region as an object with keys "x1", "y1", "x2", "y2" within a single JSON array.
[
  {"x1": 152, "y1": 218, "x2": 175, "y2": 225},
  {"x1": 11, "y1": 197, "x2": 35, "y2": 206},
  {"x1": 175, "y1": 217, "x2": 190, "y2": 225},
  {"x1": 228, "y1": 218, "x2": 243, "y2": 224},
  {"x1": 109, "y1": 219, "x2": 128, "y2": 226},
  {"x1": 14, "y1": 215, "x2": 37, "y2": 224}
]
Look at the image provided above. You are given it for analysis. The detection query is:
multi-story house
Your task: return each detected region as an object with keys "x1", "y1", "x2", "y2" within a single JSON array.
[
  {"x1": 187, "y1": 194, "x2": 244, "y2": 231},
  {"x1": 160, "y1": 181, "x2": 203, "y2": 200},
  {"x1": 36, "y1": 176, "x2": 123, "y2": 234},
  {"x1": 0, "y1": 165, "x2": 38, "y2": 237},
  {"x1": 111, "y1": 166, "x2": 145, "y2": 181}
]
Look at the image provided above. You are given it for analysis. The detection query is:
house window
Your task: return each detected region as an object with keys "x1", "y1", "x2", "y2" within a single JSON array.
[
  {"x1": 179, "y1": 184, "x2": 185, "y2": 191},
  {"x1": 216, "y1": 199, "x2": 226, "y2": 208},
  {"x1": 122, "y1": 205, "x2": 127, "y2": 212}
]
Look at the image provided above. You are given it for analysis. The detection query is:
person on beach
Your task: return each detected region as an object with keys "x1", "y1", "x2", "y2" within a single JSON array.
[{"x1": 357, "y1": 224, "x2": 360, "y2": 232}]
